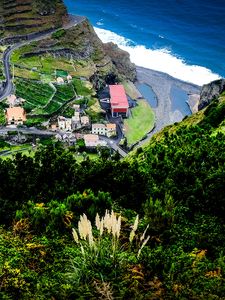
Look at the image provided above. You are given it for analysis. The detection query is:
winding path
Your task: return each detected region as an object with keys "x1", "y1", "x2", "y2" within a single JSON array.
[{"x1": 0, "y1": 15, "x2": 86, "y2": 102}]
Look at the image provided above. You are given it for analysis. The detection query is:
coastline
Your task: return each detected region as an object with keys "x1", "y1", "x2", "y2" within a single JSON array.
[
  {"x1": 134, "y1": 66, "x2": 201, "y2": 138},
  {"x1": 68, "y1": 13, "x2": 202, "y2": 137}
]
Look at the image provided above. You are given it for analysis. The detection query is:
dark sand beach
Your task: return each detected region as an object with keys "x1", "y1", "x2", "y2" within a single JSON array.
[{"x1": 135, "y1": 66, "x2": 201, "y2": 139}]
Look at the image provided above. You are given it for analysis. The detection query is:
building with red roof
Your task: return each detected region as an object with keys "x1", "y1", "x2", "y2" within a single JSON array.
[{"x1": 109, "y1": 85, "x2": 129, "y2": 118}]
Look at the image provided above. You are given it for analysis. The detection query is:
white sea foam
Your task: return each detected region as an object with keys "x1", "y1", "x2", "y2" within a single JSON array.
[{"x1": 94, "y1": 27, "x2": 221, "y2": 86}]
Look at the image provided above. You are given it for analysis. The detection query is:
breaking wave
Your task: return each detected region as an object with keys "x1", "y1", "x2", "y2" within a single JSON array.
[{"x1": 94, "y1": 27, "x2": 221, "y2": 86}]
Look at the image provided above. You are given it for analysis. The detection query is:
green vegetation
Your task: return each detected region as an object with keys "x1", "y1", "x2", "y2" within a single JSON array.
[
  {"x1": 11, "y1": 51, "x2": 76, "y2": 81},
  {"x1": 72, "y1": 78, "x2": 93, "y2": 96},
  {"x1": 0, "y1": 143, "x2": 34, "y2": 160},
  {"x1": 38, "y1": 83, "x2": 76, "y2": 115},
  {"x1": 1, "y1": 95, "x2": 225, "y2": 298},
  {"x1": 122, "y1": 80, "x2": 141, "y2": 99},
  {"x1": 25, "y1": 116, "x2": 49, "y2": 127},
  {"x1": 52, "y1": 29, "x2": 66, "y2": 39},
  {"x1": 124, "y1": 100, "x2": 155, "y2": 145},
  {"x1": 0, "y1": 61, "x2": 5, "y2": 80},
  {"x1": 85, "y1": 98, "x2": 105, "y2": 122},
  {"x1": 0, "y1": 108, "x2": 6, "y2": 125},
  {"x1": 15, "y1": 79, "x2": 78, "y2": 115},
  {"x1": 15, "y1": 79, "x2": 54, "y2": 111},
  {"x1": 0, "y1": 139, "x2": 11, "y2": 150}
]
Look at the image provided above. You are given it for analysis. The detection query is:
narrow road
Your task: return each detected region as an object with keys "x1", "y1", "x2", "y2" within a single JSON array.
[
  {"x1": 0, "y1": 127, "x2": 57, "y2": 136},
  {"x1": 0, "y1": 48, "x2": 13, "y2": 100},
  {"x1": 0, "y1": 15, "x2": 86, "y2": 102},
  {"x1": 99, "y1": 135, "x2": 128, "y2": 158}
]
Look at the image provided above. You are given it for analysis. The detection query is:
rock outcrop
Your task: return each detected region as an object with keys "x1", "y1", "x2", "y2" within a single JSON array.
[
  {"x1": 198, "y1": 79, "x2": 225, "y2": 110},
  {"x1": 103, "y1": 42, "x2": 136, "y2": 82}
]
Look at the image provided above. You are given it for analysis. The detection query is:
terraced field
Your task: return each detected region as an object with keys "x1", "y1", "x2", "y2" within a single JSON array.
[
  {"x1": 15, "y1": 79, "x2": 54, "y2": 111},
  {"x1": 0, "y1": 0, "x2": 67, "y2": 38},
  {"x1": 15, "y1": 79, "x2": 76, "y2": 115},
  {"x1": 39, "y1": 83, "x2": 76, "y2": 115}
]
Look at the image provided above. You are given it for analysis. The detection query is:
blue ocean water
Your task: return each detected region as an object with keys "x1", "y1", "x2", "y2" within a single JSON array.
[{"x1": 64, "y1": 0, "x2": 225, "y2": 85}]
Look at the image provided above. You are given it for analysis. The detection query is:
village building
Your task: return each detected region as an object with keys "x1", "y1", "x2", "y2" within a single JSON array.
[
  {"x1": 58, "y1": 116, "x2": 72, "y2": 131},
  {"x1": 84, "y1": 134, "x2": 107, "y2": 148},
  {"x1": 67, "y1": 75, "x2": 72, "y2": 83},
  {"x1": 73, "y1": 104, "x2": 80, "y2": 112},
  {"x1": 6, "y1": 95, "x2": 26, "y2": 107},
  {"x1": 72, "y1": 111, "x2": 81, "y2": 129},
  {"x1": 109, "y1": 85, "x2": 129, "y2": 118},
  {"x1": 75, "y1": 133, "x2": 83, "y2": 140},
  {"x1": 73, "y1": 112, "x2": 80, "y2": 123},
  {"x1": 55, "y1": 133, "x2": 76, "y2": 145},
  {"x1": 92, "y1": 123, "x2": 117, "y2": 138},
  {"x1": 106, "y1": 123, "x2": 117, "y2": 137},
  {"x1": 55, "y1": 134, "x2": 62, "y2": 141},
  {"x1": 84, "y1": 134, "x2": 100, "y2": 147},
  {"x1": 81, "y1": 116, "x2": 90, "y2": 126},
  {"x1": 6, "y1": 107, "x2": 26, "y2": 125},
  {"x1": 51, "y1": 124, "x2": 57, "y2": 131},
  {"x1": 56, "y1": 77, "x2": 64, "y2": 85},
  {"x1": 7, "y1": 95, "x2": 17, "y2": 107},
  {"x1": 92, "y1": 124, "x2": 107, "y2": 136}
]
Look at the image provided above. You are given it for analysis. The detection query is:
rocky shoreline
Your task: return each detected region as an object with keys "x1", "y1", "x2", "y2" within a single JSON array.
[{"x1": 135, "y1": 66, "x2": 201, "y2": 136}]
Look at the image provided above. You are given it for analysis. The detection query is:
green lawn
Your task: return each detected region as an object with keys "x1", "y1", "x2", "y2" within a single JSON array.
[{"x1": 124, "y1": 99, "x2": 155, "y2": 146}]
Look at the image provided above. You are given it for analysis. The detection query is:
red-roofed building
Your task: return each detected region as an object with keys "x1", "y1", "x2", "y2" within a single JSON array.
[{"x1": 109, "y1": 85, "x2": 129, "y2": 118}]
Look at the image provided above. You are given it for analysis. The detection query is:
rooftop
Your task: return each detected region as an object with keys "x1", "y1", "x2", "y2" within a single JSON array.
[
  {"x1": 106, "y1": 123, "x2": 116, "y2": 129},
  {"x1": 6, "y1": 107, "x2": 26, "y2": 120},
  {"x1": 7, "y1": 94, "x2": 17, "y2": 103},
  {"x1": 92, "y1": 123, "x2": 106, "y2": 129},
  {"x1": 109, "y1": 85, "x2": 129, "y2": 108},
  {"x1": 84, "y1": 134, "x2": 99, "y2": 142}
]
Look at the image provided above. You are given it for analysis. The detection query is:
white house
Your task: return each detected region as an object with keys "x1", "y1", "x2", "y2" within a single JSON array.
[
  {"x1": 56, "y1": 77, "x2": 64, "y2": 85},
  {"x1": 6, "y1": 95, "x2": 26, "y2": 107},
  {"x1": 81, "y1": 116, "x2": 90, "y2": 126},
  {"x1": 72, "y1": 111, "x2": 81, "y2": 129},
  {"x1": 7, "y1": 95, "x2": 17, "y2": 107},
  {"x1": 67, "y1": 75, "x2": 72, "y2": 82},
  {"x1": 92, "y1": 123, "x2": 117, "y2": 137},
  {"x1": 92, "y1": 124, "x2": 107, "y2": 136},
  {"x1": 73, "y1": 104, "x2": 80, "y2": 112},
  {"x1": 58, "y1": 116, "x2": 72, "y2": 131}
]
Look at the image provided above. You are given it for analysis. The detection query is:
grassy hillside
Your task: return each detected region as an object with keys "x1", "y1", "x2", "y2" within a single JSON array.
[
  {"x1": 1, "y1": 91, "x2": 225, "y2": 297},
  {"x1": 0, "y1": 0, "x2": 67, "y2": 38},
  {"x1": 10, "y1": 18, "x2": 135, "y2": 83}
]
